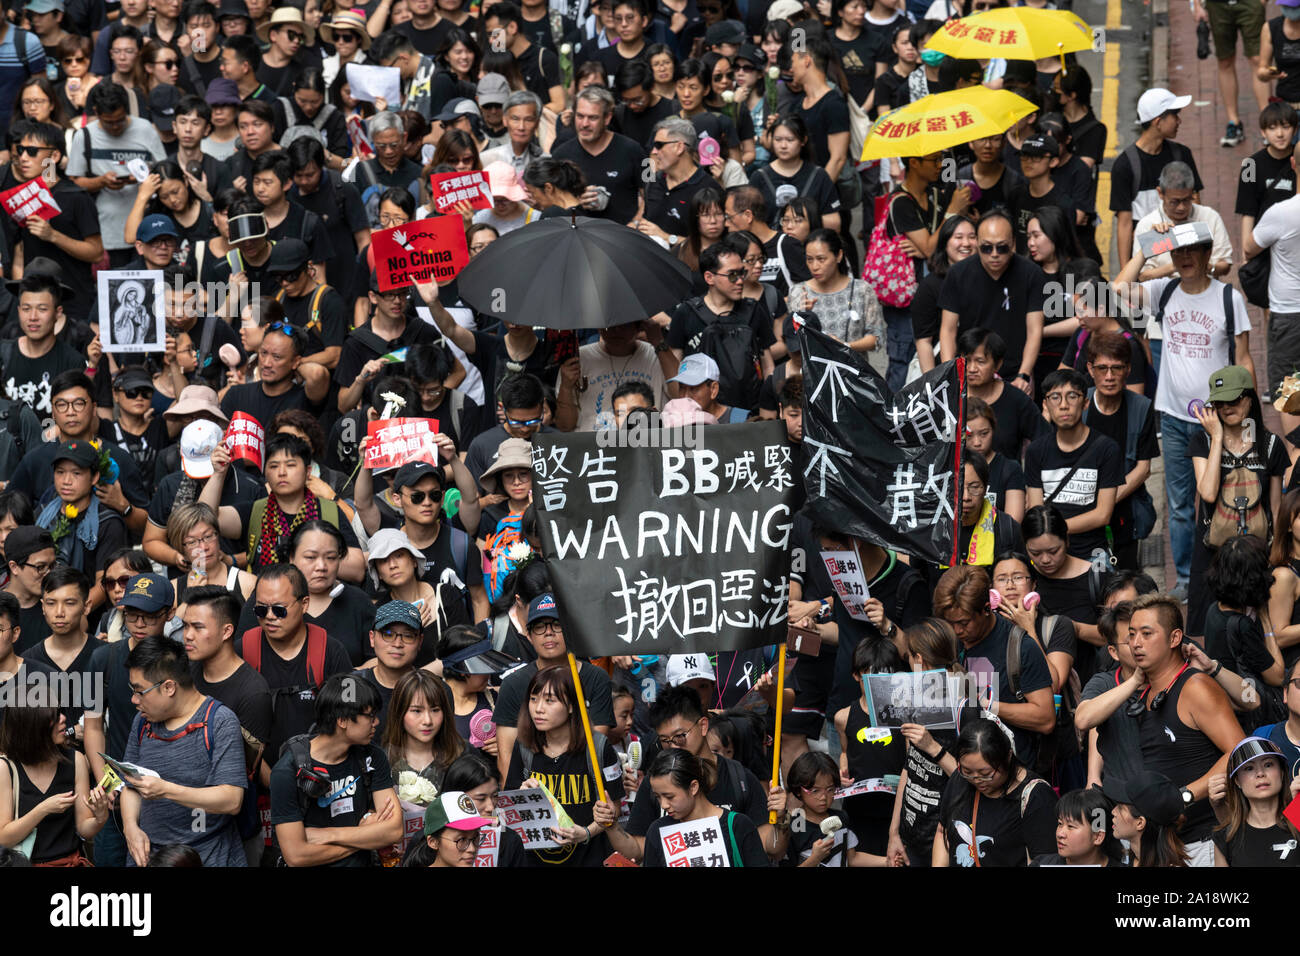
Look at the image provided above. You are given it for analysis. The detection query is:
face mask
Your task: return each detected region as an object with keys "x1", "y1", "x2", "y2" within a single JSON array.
[
  {"x1": 920, "y1": 48, "x2": 945, "y2": 66},
  {"x1": 1285, "y1": 6, "x2": 1300, "y2": 19}
]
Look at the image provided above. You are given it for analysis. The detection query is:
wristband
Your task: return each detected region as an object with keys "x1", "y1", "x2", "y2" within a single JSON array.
[
  {"x1": 931, "y1": 744, "x2": 948, "y2": 762},
  {"x1": 1014, "y1": 372, "x2": 1031, "y2": 382},
  {"x1": 1209, "y1": 659, "x2": 1223, "y2": 679}
]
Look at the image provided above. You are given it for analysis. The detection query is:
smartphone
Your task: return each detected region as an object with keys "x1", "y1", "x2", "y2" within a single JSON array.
[
  {"x1": 186, "y1": 160, "x2": 204, "y2": 179},
  {"x1": 546, "y1": 329, "x2": 579, "y2": 367}
]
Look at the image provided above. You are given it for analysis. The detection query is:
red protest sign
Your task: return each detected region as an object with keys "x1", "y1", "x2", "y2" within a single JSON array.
[
  {"x1": 431, "y1": 170, "x2": 493, "y2": 213},
  {"x1": 372, "y1": 217, "x2": 469, "y2": 292},
  {"x1": 347, "y1": 114, "x2": 374, "y2": 159},
  {"x1": 364, "y1": 417, "x2": 441, "y2": 473},
  {"x1": 1286, "y1": 793, "x2": 1300, "y2": 833},
  {"x1": 0, "y1": 178, "x2": 61, "y2": 225},
  {"x1": 225, "y1": 411, "x2": 265, "y2": 471}
]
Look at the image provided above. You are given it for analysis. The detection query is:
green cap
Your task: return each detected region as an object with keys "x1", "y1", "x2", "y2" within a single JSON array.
[{"x1": 1207, "y1": 365, "x2": 1253, "y2": 404}]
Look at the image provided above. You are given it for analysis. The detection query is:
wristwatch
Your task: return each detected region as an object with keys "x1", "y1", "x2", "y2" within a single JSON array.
[
  {"x1": 883, "y1": 620, "x2": 898, "y2": 638},
  {"x1": 654, "y1": 340, "x2": 672, "y2": 353},
  {"x1": 121, "y1": 503, "x2": 133, "y2": 517},
  {"x1": 1180, "y1": 787, "x2": 1194, "y2": 806},
  {"x1": 1014, "y1": 372, "x2": 1031, "y2": 382}
]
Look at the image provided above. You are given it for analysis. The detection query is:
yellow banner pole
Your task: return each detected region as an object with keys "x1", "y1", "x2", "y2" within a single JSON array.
[
  {"x1": 769, "y1": 642, "x2": 788, "y2": 824},
  {"x1": 568, "y1": 652, "x2": 609, "y2": 810}
]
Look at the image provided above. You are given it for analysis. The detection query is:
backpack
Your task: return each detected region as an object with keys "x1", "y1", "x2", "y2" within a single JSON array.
[
  {"x1": 9, "y1": 27, "x2": 38, "y2": 78},
  {"x1": 0, "y1": 397, "x2": 26, "y2": 460},
  {"x1": 181, "y1": 54, "x2": 208, "y2": 97},
  {"x1": 1084, "y1": 387, "x2": 1157, "y2": 541},
  {"x1": 247, "y1": 496, "x2": 342, "y2": 566},
  {"x1": 1204, "y1": 452, "x2": 1271, "y2": 549},
  {"x1": 279, "y1": 733, "x2": 376, "y2": 819},
  {"x1": 280, "y1": 100, "x2": 338, "y2": 149},
  {"x1": 690, "y1": 297, "x2": 762, "y2": 411},
  {"x1": 1008, "y1": 616, "x2": 1083, "y2": 781},
  {"x1": 862, "y1": 193, "x2": 918, "y2": 308},
  {"x1": 1151, "y1": 276, "x2": 1237, "y2": 368},
  {"x1": 274, "y1": 283, "x2": 332, "y2": 335},
  {"x1": 239, "y1": 623, "x2": 329, "y2": 709}
]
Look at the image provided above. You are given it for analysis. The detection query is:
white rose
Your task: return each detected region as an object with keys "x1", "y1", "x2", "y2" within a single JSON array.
[
  {"x1": 506, "y1": 541, "x2": 533, "y2": 563},
  {"x1": 560, "y1": 43, "x2": 572, "y2": 55},
  {"x1": 767, "y1": 66, "x2": 780, "y2": 79},
  {"x1": 721, "y1": 89, "x2": 735, "y2": 103}
]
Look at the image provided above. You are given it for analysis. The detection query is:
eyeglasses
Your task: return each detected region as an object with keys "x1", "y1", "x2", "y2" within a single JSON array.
[
  {"x1": 20, "y1": 99, "x2": 49, "y2": 109},
  {"x1": 377, "y1": 629, "x2": 421, "y2": 645},
  {"x1": 781, "y1": 214, "x2": 806, "y2": 224},
  {"x1": 131, "y1": 679, "x2": 167, "y2": 698},
  {"x1": 379, "y1": 214, "x2": 408, "y2": 227},
  {"x1": 23, "y1": 561, "x2": 53, "y2": 575},
  {"x1": 13, "y1": 144, "x2": 52, "y2": 157},
  {"x1": 506, "y1": 416, "x2": 543, "y2": 427},
  {"x1": 530, "y1": 621, "x2": 562, "y2": 635},
  {"x1": 121, "y1": 387, "x2": 153, "y2": 400},
  {"x1": 183, "y1": 531, "x2": 218, "y2": 549},
  {"x1": 1044, "y1": 391, "x2": 1084, "y2": 405},
  {"x1": 992, "y1": 573, "x2": 1032, "y2": 587},
  {"x1": 979, "y1": 242, "x2": 1012, "y2": 255},
  {"x1": 374, "y1": 139, "x2": 404, "y2": 152},
  {"x1": 656, "y1": 718, "x2": 703, "y2": 749},
  {"x1": 712, "y1": 269, "x2": 747, "y2": 282},
  {"x1": 254, "y1": 603, "x2": 291, "y2": 619},
  {"x1": 404, "y1": 490, "x2": 441, "y2": 505},
  {"x1": 742, "y1": 254, "x2": 763, "y2": 266},
  {"x1": 53, "y1": 398, "x2": 89, "y2": 412},
  {"x1": 959, "y1": 765, "x2": 999, "y2": 782},
  {"x1": 612, "y1": 13, "x2": 641, "y2": 23},
  {"x1": 800, "y1": 785, "x2": 835, "y2": 797},
  {"x1": 446, "y1": 830, "x2": 483, "y2": 851},
  {"x1": 1089, "y1": 363, "x2": 1127, "y2": 376},
  {"x1": 62, "y1": 54, "x2": 88, "y2": 64},
  {"x1": 124, "y1": 609, "x2": 164, "y2": 624}
]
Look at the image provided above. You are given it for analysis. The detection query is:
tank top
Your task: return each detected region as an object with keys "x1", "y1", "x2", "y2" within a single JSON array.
[
  {"x1": 841, "y1": 697, "x2": 905, "y2": 822},
  {"x1": 1270, "y1": 17, "x2": 1300, "y2": 103},
  {"x1": 1287, "y1": 560, "x2": 1300, "y2": 673},
  {"x1": 1137, "y1": 667, "x2": 1222, "y2": 841},
  {"x1": 14, "y1": 756, "x2": 79, "y2": 863}
]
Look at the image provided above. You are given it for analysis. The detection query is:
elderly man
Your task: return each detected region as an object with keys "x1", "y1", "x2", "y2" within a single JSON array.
[
  {"x1": 480, "y1": 90, "x2": 547, "y2": 177},
  {"x1": 1134, "y1": 162, "x2": 1233, "y2": 280},
  {"x1": 552, "y1": 86, "x2": 645, "y2": 223},
  {"x1": 634, "y1": 116, "x2": 711, "y2": 242}
]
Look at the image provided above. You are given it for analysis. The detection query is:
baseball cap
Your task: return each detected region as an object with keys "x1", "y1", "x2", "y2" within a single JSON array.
[
  {"x1": 3, "y1": 526, "x2": 54, "y2": 565},
  {"x1": 667, "y1": 353, "x2": 721, "y2": 387},
  {"x1": 666, "y1": 653, "x2": 716, "y2": 687},
  {"x1": 1102, "y1": 770, "x2": 1184, "y2": 827},
  {"x1": 706, "y1": 18, "x2": 746, "y2": 46},
  {"x1": 483, "y1": 160, "x2": 528, "y2": 201},
  {"x1": 767, "y1": 0, "x2": 803, "y2": 20},
  {"x1": 477, "y1": 73, "x2": 511, "y2": 107},
  {"x1": 434, "y1": 97, "x2": 482, "y2": 123},
  {"x1": 1019, "y1": 134, "x2": 1059, "y2": 158},
  {"x1": 119, "y1": 573, "x2": 176, "y2": 614},
  {"x1": 734, "y1": 43, "x2": 766, "y2": 68},
  {"x1": 1227, "y1": 736, "x2": 1286, "y2": 779},
  {"x1": 527, "y1": 592, "x2": 560, "y2": 627},
  {"x1": 112, "y1": 366, "x2": 154, "y2": 392},
  {"x1": 423, "y1": 790, "x2": 494, "y2": 835},
  {"x1": 1136, "y1": 87, "x2": 1192, "y2": 124},
  {"x1": 392, "y1": 461, "x2": 442, "y2": 491},
  {"x1": 180, "y1": 419, "x2": 226, "y2": 479},
  {"x1": 51, "y1": 441, "x2": 98, "y2": 471},
  {"x1": 373, "y1": 599, "x2": 422, "y2": 633},
  {"x1": 204, "y1": 77, "x2": 243, "y2": 107},
  {"x1": 149, "y1": 83, "x2": 181, "y2": 132},
  {"x1": 25, "y1": 0, "x2": 65, "y2": 13},
  {"x1": 1206, "y1": 365, "x2": 1253, "y2": 404},
  {"x1": 137, "y1": 214, "x2": 180, "y2": 242},
  {"x1": 267, "y1": 238, "x2": 310, "y2": 275}
]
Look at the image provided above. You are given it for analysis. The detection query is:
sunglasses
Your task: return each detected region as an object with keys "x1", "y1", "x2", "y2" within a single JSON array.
[
  {"x1": 405, "y1": 490, "x2": 442, "y2": 505},
  {"x1": 285, "y1": 30, "x2": 305, "y2": 43},
  {"x1": 979, "y1": 242, "x2": 1012, "y2": 255},
  {"x1": 103, "y1": 574, "x2": 134, "y2": 590},
  {"x1": 254, "y1": 603, "x2": 291, "y2": 619},
  {"x1": 505, "y1": 416, "x2": 543, "y2": 427},
  {"x1": 121, "y1": 387, "x2": 153, "y2": 400},
  {"x1": 712, "y1": 269, "x2": 747, "y2": 282},
  {"x1": 13, "y1": 144, "x2": 52, "y2": 157},
  {"x1": 266, "y1": 321, "x2": 295, "y2": 335},
  {"x1": 334, "y1": 30, "x2": 360, "y2": 42},
  {"x1": 62, "y1": 54, "x2": 88, "y2": 64},
  {"x1": 650, "y1": 139, "x2": 678, "y2": 150},
  {"x1": 157, "y1": 59, "x2": 179, "y2": 67},
  {"x1": 272, "y1": 267, "x2": 306, "y2": 283}
]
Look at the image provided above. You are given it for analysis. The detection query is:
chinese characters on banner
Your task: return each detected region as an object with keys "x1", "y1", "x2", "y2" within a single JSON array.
[
  {"x1": 495, "y1": 788, "x2": 561, "y2": 849},
  {"x1": 364, "y1": 417, "x2": 440, "y2": 473},
  {"x1": 372, "y1": 217, "x2": 470, "y2": 292},
  {"x1": 659, "y1": 816, "x2": 730, "y2": 867},
  {"x1": 820, "y1": 549, "x2": 870, "y2": 621},
  {"x1": 0, "y1": 177, "x2": 61, "y2": 224},
  {"x1": 225, "y1": 412, "x2": 265, "y2": 471},
  {"x1": 798, "y1": 323, "x2": 964, "y2": 565},
  {"x1": 531, "y1": 422, "x2": 797, "y2": 657},
  {"x1": 473, "y1": 825, "x2": 502, "y2": 867},
  {"x1": 430, "y1": 170, "x2": 493, "y2": 213}
]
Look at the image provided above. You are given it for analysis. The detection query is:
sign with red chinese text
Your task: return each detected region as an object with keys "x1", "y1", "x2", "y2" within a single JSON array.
[
  {"x1": 372, "y1": 217, "x2": 469, "y2": 292},
  {"x1": 430, "y1": 170, "x2": 493, "y2": 213},
  {"x1": 225, "y1": 412, "x2": 265, "y2": 471},
  {"x1": 0, "y1": 178, "x2": 60, "y2": 225},
  {"x1": 363, "y1": 417, "x2": 441, "y2": 473},
  {"x1": 658, "y1": 816, "x2": 730, "y2": 867}
]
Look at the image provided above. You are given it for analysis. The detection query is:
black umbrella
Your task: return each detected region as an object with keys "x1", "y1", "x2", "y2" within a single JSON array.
[{"x1": 453, "y1": 215, "x2": 696, "y2": 330}]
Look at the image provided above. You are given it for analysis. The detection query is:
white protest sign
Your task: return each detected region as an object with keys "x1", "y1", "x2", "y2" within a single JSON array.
[
  {"x1": 346, "y1": 62, "x2": 401, "y2": 105},
  {"x1": 495, "y1": 788, "x2": 560, "y2": 849},
  {"x1": 834, "y1": 777, "x2": 898, "y2": 800},
  {"x1": 98, "y1": 270, "x2": 165, "y2": 353},
  {"x1": 820, "y1": 549, "x2": 870, "y2": 621},
  {"x1": 473, "y1": 824, "x2": 503, "y2": 867},
  {"x1": 659, "y1": 816, "x2": 730, "y2": 867}
]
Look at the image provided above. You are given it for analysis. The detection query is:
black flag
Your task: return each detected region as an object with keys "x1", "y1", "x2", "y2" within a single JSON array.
[
  {"x1": 531, "y1": 421, "x2": 798, "y2": 657},
  {"x1": 797, "y1": 322, "x2": 964, "y2": 565}
]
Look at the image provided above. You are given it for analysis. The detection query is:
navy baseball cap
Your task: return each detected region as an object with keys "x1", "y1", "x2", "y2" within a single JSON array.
[
  {"x1": 392, "y1": 461, "x2": 442, "y2": 491},
  {"x1": 119, "y1": 573, "x2": 175, "y2": 614},
  {"x1": 374, "y1": 599, "x2": 422, "y2": 633},
  {"x1": 138, "y1": 214, "x2": 180, "y2": 242},
  {"x1": 527, "y1": 593, "x2": 560, "y2": 627}
]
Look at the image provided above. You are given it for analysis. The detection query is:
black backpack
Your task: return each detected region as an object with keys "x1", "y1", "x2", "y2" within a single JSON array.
[{"x1": 690, "y1": 298, "x2": 762, "y2": 411}]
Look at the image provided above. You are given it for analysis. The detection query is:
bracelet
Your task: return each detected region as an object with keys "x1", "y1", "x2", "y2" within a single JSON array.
[
  {"x1": 1209, "y1": 659, "x2": 1223, "y2": 679},
  {"x1": 931, "y1": 744, "x2": 948, "y2": 762},
  {"x1": 1014, "y1": 372, "x2": 1031, "y2": 382}
]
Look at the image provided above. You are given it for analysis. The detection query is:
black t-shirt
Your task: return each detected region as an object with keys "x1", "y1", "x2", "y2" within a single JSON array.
[
  {"x1": 1082, "y1": 392, "x2": 1160, "y2": 545},
  {"x1": 13, "y1": 602, "x2": 50, "y2": 655},
  {"x1": 797, "y1": 87, "x2": 850, "y2": 171},
  {"x1": 268, "y1": 202, "x2": 334, "y2": 267},
  {"x1": 147, "y1": 465, "x2": 264, "y2": 533},
  {"x1": 594, "y1": 40, "x2": 648, "y2": 81},
  {"x1": 1204, "y1": 604, "x2": 1280, "y2": 689},
  {"x1": 178, "y1": 51, "x2": 223, "y2": 96},
  {"x1": 335, "y1": 317, "x2": 442, "y2": 397},
  {"x1": 938, "y1": 255, "x2": 1048, "y2": 380},
  {"x1": 626, "y1": 753, "x2": 767, "y2": 837},
  {"x1": 1080, "y1": 668, "x2": 1144, "y2": 789},
  {"x1": 5, "y1": 179, "x2": 100, "y2": 322},
  {"x1": 682, "y1": 108, "x2": 739, "y2": 152},
  {"x1": 871, "y1": 68, "x2": 906, "y2": 120},
  {"x1": 269, "y1": 741, "x2": 393, "y2": 866},
  {"x1": 278, "y1": 284, "x2": 347, "y2": 356},
  {"x1": 394, "y1": 20, "x2": 444, "y2": 55},
  {"x1": 237, "y1": 584, "x2": 377, "y2": 667},
  {"x1": 750, "y1": 162, "x2": 840, "y2": 229},
  {"x1": 960, "y1": 616, "x2": 1052, "y2": 766},
  {"x1": 1236, "y1": 146, "x2": 1297, "y2": 221},
  {"x1": 1024, "y1": 429, "x2": 1124, "y2": 559},
  {"x1": 641, "y1": 165, "x2": 713, "y2": 237},
  {"x1": 957, "y1": 162, "x2": 1026, "y2": 219},
  {"x1": 191, "y1": 660, "x2": 274, "y2": 768},
  {"x1": 988, "y1": 383, "x2": 1045, "y2": 462},
  {"x1": 256, "y1": 58, "x2": 301, "y2": 97},
  {"x1": 832, "y1": 31, "x2": 885, "y2": 105},
  {"x1": 666, "y1": 295, "x2": 776, "y2": 358},
  {"x1": 290, "y1": 173, "x2": 370, "y2": 290},
  {"x1": 1007, "y1": 180, "x2": 1078, "y2": 254},
  {"x1": 910, "y1": 271, "x2": 945, "y2": 345},
  {"x1": 86, "y1": 638, "x2": 133, "y2": 758},
  {"x1": 642, "y1": 809, "x2": 770, "y2": 866},
  {"x1": 896, "y1": 701, "x2": 983, "y2": 850},
  {"x1": 219, "y1": 380, "x2": 322, "y2": 434},
  {"x1": 1, "y1": 340, "x2": 92, "y2": 417},
  {"x1": 25, "y1": 636, "x2": 98, "y2": 726},
  {"x1": 492, "y1": 659, "x2": 613, "y2": 729},
  {"x1": 552, "y1": 133, "x2": 646, "y2": 225},
  {"x1": 986, "y1": 452, "x2": 1027, "y2": 513},
  {"x1": 1213, "y1": 821, "x2": 1300, "y2": 867},
  {"x1": 939, "y1": 772, "x2": 1058, "y2": 867},
  {"x1": 1036, "y1": 567, "x2": 1108, "y2": 684},
  {"x1": 1109, "y1": 139, "x2": 1204, "y2": 215},
  {"x1": 612, "y1": 97, "x2": 676, "y2": 152},
  {"x1": 426, "y1": 391, "x2": 483, "y2": 453},
  {"x1": 516, "y1": 42, "x2": 562, "y2": 102},
  {"x1": 1067, "y1": 111, "x2": 1108, "y2": 167}
]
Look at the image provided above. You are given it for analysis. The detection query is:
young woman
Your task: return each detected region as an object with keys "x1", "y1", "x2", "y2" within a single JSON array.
[
  {"x1": 1267, "y1": 488, "x2": 1300, "y2": 674},
  {"x1": 701, "y1": 52, "x2": 754, "y2": 166},
  {"x1": 383, "y1": 669, "x2": 465, "y2": 793},
  {"x1": 522, "y1": 158, "x2": 586, "y2": 219},
  {"x1": 1190, "y1": 367, "x2": 1290, "y2": 636},
  {"x1": 436, "y1": 623, "x2": 517, "y2": 759},
  {"x1": 646, "y1": 43, "x2": 679, "y2": 100},
  {"x1": 871, "y1": 21, "x2": 917, "y2": 122},
  {"x1": 1203, "y1": 535, "x2": 1286, "y2": 732},
  {"x1": 933, "y1": 717, "x2": 1058, "y2": 867},
  {"x1": 675, "y1": 186, "x2": 727, "y2": 277},
  {"x1": 12, "y1": 76, "x2": 67, "y2": 130},
  {"x1": 1025, "y1": 205, "x2": 1083, "y2": 382},
  {"x1": 190, "y1": 187, "x2": 241, "y2": 286},
  {"x1": 406, "y1": 750, "x2": 526, "y2": 867},
  {"x1": 503, "y1": 666, "x2": 625, "y2": 867},
  {"x1": 675, "y1": 59, "x2": 740, "y2": 162},
  {"x1": 367, "y1": 527, "x2": 470, "y2": 665},
  {"x1": 467, "y1": 223, "x2": 499, "y2": 259},
  {"x1": 993, "y1": 550, "x2": 1077, "y2": 695},
  {"x1": 780, "y1": 196, "x2": 821, "y2": 243},
  {"x1": 410, "y1": 791, "x2": 495, "y2": 867},
  {"x1": 141, "y1": 41, "x2": 181, "y2": 94},
  {"x1": 437, "y1": 28, "x2": 481, "y2": 88},
  {"x1": 1105, "y1": 771, "x2": 1190, "y2": 867},
  {"x1": 167, "y1": 502, "x2": 257, "y2": 602},
  {"x1": 785, "y1": 751, "x2": 884, "y2": 867},
  {"x1": 288, "y1": 68, "x2": 350, "y2": 170},
  {"x1": 55, "y1": 34, "x2": 99, "y2": 125},
  {"x1": 93, "y1": 547, "x2": 153, "y2": 642},
  {"x1": 733, "y1": 46, "x2": 771, "y2": 166},
  {"x1": 431, "y1": 127, "x2": 481, "y2": 172},
  {"x1": 1031, "y1": 788, "x2": 1125, "y2": 866},
  {"x1": 476, "y1": 439, "x2": 533, "y2": 598},
  {"x1": 1058, "y1": 274, "x2": 1148, "y2": 393},
  {"x1": 1022, "y1": 505, "x2": 1106, "y2": 679},
  {"x1": 911, "y1": 214, "x2": 975, "y2": 375},
  {"x1": 786, "y1": 228, "x2": 881, "y2": 353},
  {"x1": 750, "y1": 114, "x2": 841, "y2": 232},
  {"x1": 727, "y1": 230, "x2": 781, "y2": 324},
  {"x1": 964, "y1": 397, "x2": 1027, "y2": 522},
  {"x1": 124, "y1": 160, "x2": 214, "y2": 256},
  {"x1": 287, "y1": 520, "x2": 377, "y2": 667},
  {"x1": 107, "y1": 25, "x2": 149, "y2": 115},
  {"x1": 606, "y1": 748, "x2": 771, "y2": 866},
  {"x1": 0, "y1": 706, "x2": 109, "y2": 865},
  {"x1": 1211, "y1": 736, "x2": 1300, "y2": 867}
]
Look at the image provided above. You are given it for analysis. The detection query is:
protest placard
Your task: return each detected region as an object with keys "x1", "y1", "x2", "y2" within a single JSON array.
[
  {"x1": 0, "y1": 177, "x2": 61, "y2": 225},
  {"x1": 364, "y1": 417, "x2": 440, "y2": 473},
  {"x1": 372, "y1": 217, "x2": 469, "y2": 291},
  {"x1": 346, "y1": 114, "x2": 374, "y2": 159},
  {"x1": 430, "y1": 170, "x2": 493, "y2": 213},
  {"x1": 834, "y1": 777, "x2": 898, "y2": 800},
  {"x1": 820, "y1": 548, "x2": 870, "y2": 621},
  {"x1": 861, "y1": 670, "x2": 959, "y2": 730},
  {"x1": 473, "y1": 824, "x2": 502, "y2": 867},
  {"x1": 1137, "y1": 220, "x2": 1213, "y2": 259},
  {"x1": 659, "y1": 816, "x2": 730, "y2": 867},
  {"x1": 97, "y1": 270, "x2": 165, "y2": 353},
  {"x1": 532, "y1": 421, "x2": 797, "y2": 657},
  {"x1": 495, "y1": 788, "x2": 561, "y2": 849},
  {"x1": 225, "y1": 412, "x2": 265, "y2": 471},
  {"x1": 345, "y1": 62, "x2": 400, "y2": 105}
]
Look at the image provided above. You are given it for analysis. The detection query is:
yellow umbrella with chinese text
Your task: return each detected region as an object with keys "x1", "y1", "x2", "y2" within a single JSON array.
[
  {"x1": 926, "y1": 7, "x2": 1094, "y2": 64},
  {"x1": 860, "y1": 87, "x2": 1037, "y2": 161}
]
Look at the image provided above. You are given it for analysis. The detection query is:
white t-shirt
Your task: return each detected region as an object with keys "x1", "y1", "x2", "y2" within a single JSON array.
[
  {"x1": 556, "y1": 340, "x2": 668, "y2": 431},
  {"x1": 1135, "y1": 204, "x2": 1235, "y2": 278},
  {"x1": 1252, "y1": 193, "x2": 1300, "y2": 314},
  {"x1": 65, "y1": 117, "x2": 166, "y2": 251},
  {"x1": 1145, "y1": 276, "x2": 1250, "y2": 422}
]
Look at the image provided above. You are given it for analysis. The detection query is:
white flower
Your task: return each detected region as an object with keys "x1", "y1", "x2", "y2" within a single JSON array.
[
  {"x1": 379, "y1": 391, "x2": 407, "y2": 421},
  {"x1": 767, "y1": 66, "x2": 780, "y2": 79},
  {"x1": 396, "y1": 770, "x2": 439, "y2": 806},
  {"x1": 560, "y1": 43, "x2": 572, "y2": 55},
  {"x1": 506, "y1": 541, "x2": 533, "y2": 563},
  {"x1": 721, "y1": 89, "x2": 735, "y2": 103}
]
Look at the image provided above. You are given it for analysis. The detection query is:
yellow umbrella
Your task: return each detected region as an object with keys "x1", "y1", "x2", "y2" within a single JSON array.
[
  {"x1": 861, "y1": 87, "x2": 1037, "y2": 161},
  {"x1": 926, "y1": 7, "x2": 1094, "y2": 62}
]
